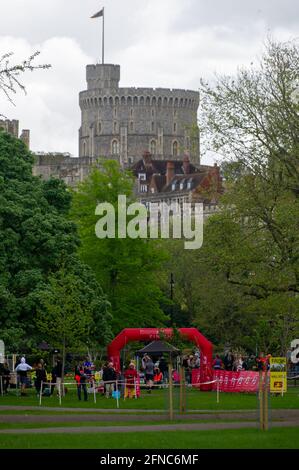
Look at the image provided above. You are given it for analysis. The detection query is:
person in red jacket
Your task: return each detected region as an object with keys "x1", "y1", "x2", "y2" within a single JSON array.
[{"x1": 124, "y1": 363, "x2": 138, "y2": 399}]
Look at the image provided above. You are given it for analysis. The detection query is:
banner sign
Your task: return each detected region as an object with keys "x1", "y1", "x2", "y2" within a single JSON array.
[
  {"x1": 270, "y1": 357, "x2": 287, "y2": 394},
  {"x1": 192, "y1": 369, "x2": 260, "y2": 393}
]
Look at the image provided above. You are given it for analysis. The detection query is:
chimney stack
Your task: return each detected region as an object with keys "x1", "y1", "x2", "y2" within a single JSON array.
[
  {"x1": 183, "y1": 154, "x2": 190, "y2": 175},
  {"x1": 166, "y1": 161, "x2": 175, "y2": 185}
]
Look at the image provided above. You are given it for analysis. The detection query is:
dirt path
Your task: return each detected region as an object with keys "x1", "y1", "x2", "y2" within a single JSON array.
[
  {"x1": 0, "y1": 409, "x2": 299, "y2": 423},
  {"x1": 0, "y1": 421, "x2": 299, "y2": 434}
]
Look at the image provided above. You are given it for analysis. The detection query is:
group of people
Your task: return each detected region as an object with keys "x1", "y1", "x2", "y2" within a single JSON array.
[{"x1": 182, "y1": 352, "x2": 200, "y2": 383}]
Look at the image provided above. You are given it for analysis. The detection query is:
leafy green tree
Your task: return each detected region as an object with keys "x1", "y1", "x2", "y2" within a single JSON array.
[
  {"x1": 159, "y1": 40, "x2": 299, "y2": 355},
  {"x1": 0, "y1": 130, "x2": 111, "y2": 352},
  {"x1": 193, "y1": 39, "x2": 299, "y2": 354},
  {"x1": 35, "y1": 265, "x2": 111, "y2": 380},
  {"x1": 71, "y1": 160, "x2": 168, "y2": 333}
]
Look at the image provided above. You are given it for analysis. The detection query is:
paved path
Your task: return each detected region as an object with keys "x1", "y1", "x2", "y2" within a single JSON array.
[
  {"x1": 0, "y1": 421, "x2": 299, "y2": 434},
  {"x1": 0, "y1": 409, "x2": 299, "y2": 423}
]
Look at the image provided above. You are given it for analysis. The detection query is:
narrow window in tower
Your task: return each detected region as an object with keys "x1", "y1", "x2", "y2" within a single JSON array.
[
  {"x1": 83, "y1": 141, "x2": 86, "y2": 157},
  {"x1": 174, "y1": 122, "x2": 177, "y2": 133},
  {"x1": 112, "y1": 140, "x2": 119, "y2": 155},
  {"x1": 151, "y1": 109, "x2": 155, "y2": 118},
  {"x1": 130, "y1": 108, "x2": 133, "y2": 117},
  {"x1": 173, "y1": 141, "x2": 178, "y2": 157},
  {"x1": 98, "y1": 122, "x2": 102, "y2": 134},
  {"x1": 150, "y1": 140, "x2": 156, "y2": 155},
  {"x1": 130, "y1": 121, "x2": 134, "y2": 132},
  {"x1": 114, "y1": 122, "x2": 117, "y2": 133},
  {"x1": 114, "y1": 108, "x2": 117, "y2": 118},
  {"x1": 151, "y1": 122, "x2": 154, "y2": 132},
  {"x1": 174, "y1": 109, "x2": 177, "y2": 117}
]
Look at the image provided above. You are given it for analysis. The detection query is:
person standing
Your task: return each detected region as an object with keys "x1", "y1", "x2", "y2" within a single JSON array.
[
  {"x1": 0, "y1": 362, "x2": 10, "y2": 394},
  {"x1": 158, "y1": 356, "x2": 168, "y2": 382},
  {"x1": 143, "y1": 355, "x2": 154, "y2": 393},
  {"x1": 53, "y1": 359, "x2": 63, "y2": 396},
  {"x1": 15, "y1": 357, "x2": 32, "y2": 396},
  {"x1": 102, "y1": 362, "x2": 116, "y2": 398},
  {"x1": 124, "y1": 363, "x2": 138, "y2": 399},
  {"x1": 213, "y1": 355, "x2": 223, "y2": 370},
  {"x1": 35, "y1": 362, "x2": 47, "y2": 395},
  {"x1": 74, "y1": 364, "x2": 88, "y2": 401}
]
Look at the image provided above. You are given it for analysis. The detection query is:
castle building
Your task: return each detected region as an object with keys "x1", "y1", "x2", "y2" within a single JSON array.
[
  {"x1": 79, "y1": 64, "x2": 200, "y2": 166},
  {"x1": 0, "y1": 119, "x2": 30, "y2": 148},
  {"x1": 133, "y1": 153, "x2": 222, "y2": 217}
]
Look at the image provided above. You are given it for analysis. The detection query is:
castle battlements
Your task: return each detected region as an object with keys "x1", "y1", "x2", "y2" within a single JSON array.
[{"x1": 79, "y1": 63, "x2": 200, "y2": 165}]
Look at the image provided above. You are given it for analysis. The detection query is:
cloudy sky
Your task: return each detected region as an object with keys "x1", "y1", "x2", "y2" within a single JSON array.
[{"x1": 0, "y1": 0, "x2": 298, "y2": 163}]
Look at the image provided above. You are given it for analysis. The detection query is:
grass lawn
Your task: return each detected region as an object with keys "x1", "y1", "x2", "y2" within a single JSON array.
[
  {"x1": 0, "y1": 427, "x2": 298, "y2": 449},
  {"x1": 0, "y1": 386, "x2": 298, "y2": 411}
]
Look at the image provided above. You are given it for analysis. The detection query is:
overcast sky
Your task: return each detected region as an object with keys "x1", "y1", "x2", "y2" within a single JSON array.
[{"x1": 0, "y1": 0, "x2": 298, "y2": 163}]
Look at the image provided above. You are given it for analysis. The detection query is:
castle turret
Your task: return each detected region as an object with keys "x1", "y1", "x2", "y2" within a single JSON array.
[
  {"x1": 86, "y1": 64, "x2": 120, "y2": 91},
  {"x1": 79, "y1": 63, "x2": 200, "y2": 166}
]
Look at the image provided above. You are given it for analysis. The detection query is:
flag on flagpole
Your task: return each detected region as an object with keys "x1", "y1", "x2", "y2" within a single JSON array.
[{"x1": 91, "y1": 8, "x2": 104, "y2": 19}]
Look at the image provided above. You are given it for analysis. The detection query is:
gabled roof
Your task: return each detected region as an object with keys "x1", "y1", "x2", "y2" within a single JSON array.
[
  {"x1": 137, "y1": 340, "x2": 180, "y2": 355},
  {"x1": 132, "y1": 159, "x2": 198, "y2": 177}
]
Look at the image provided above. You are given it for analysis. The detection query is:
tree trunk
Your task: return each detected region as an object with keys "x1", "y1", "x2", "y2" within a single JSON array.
[{"x1": 62, "y1": 338, "x2": 66, "y2": 397}]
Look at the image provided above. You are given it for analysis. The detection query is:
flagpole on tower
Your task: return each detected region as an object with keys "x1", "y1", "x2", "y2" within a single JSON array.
[
  {"x1": 102, "y1": 7, "x2": 105, "y2": 64},
  {"x1": 91, "y1": 7, "x2": 105, "y2": 64}
]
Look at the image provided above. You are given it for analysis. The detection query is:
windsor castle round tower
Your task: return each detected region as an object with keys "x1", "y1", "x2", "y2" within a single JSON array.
[{"x1": 79, "y1": 64, "x2": 200, "y2": 166}]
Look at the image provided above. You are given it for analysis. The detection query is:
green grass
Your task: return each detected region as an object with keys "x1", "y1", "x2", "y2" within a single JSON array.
[
  {"x1": 1, "y1": 386, "x2": 298, "y2": 410},
  {"x1": 0, "y1": 427, "x2": 298, "y2": 449}
]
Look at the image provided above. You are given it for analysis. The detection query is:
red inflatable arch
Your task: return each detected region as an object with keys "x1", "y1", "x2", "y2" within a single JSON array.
[{"x1": 107, "y1": 327, "x2": 213, "y2": 390}]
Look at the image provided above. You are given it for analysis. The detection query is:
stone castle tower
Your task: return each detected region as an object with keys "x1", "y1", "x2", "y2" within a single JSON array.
[{"x1": 79, "y1": 64, "x2": 200, "y2": 166}]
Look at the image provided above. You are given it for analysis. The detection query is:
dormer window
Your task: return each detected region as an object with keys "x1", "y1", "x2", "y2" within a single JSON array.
[
  {"x1": 187, "y1": 178, "x2": 193, "y2": 190},
  {"x1": 138, "y1": 173, "x2": 146, "y2": 181},
  {"x1": 171, "y1": 180, "x2": 177, "y2": 191}
]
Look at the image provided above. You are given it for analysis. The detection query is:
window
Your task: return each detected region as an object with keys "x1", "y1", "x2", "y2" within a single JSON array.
[
  {"x1": 151, "y1": 122, "x2": 154, "y2": 132},
  {"x1": 140, "y1": 184, "x2": 147, "y2": 193},
  {"x1": 174, "y1": 122, "x2": 177, "y2": 133},
  {"x1": 130, "y1": 121, "x2": 134, "y2": 132},
  {"x1": 114, "y1": 108, "x2": 117, "y2": 117},
  {"x1": 172, "y1": 141, "x2": 178, "y2": 157},
  {"x1": 83, "y1": 141, "x2": 87, "y2": 157},
  {"x1": 130, "y1": 108, "x2": 133, "y2": 117},
  {"x1": 112, "y1": 140, "x2": 119, "y2": 155},
  {"x1": 113, "y1": 122, "x2": 117, "y2": 133},
  {"x1": 151, "y1": 109, "x2": 155, "y2": 118},
  {"x1": 138, "y1": 173, "x2": 146, "y2": 181},
  {"x1": 98, "y1": 122, "x2": 102, "y2": 134},
  {"x1": 180, "y1": 182, "x2": 184, "y2": 190},
  {"x1": 150, "y1": 140, "x2": 156, "y2": 155}
]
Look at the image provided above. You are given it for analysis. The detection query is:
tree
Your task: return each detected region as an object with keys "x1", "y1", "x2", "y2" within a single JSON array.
[
  {"x1": 0, "y1": 130, "x2": 111, "y2": 352},
  {"x1": 35, "y1": 265, "x2": 111, "y2": 382},
  {"x1": 71, "y1": 160, "x2": 169, "y2": 333},
  {"x1": 0, "y1": 51, "x2": 50, "y2": 105},
  {"x1": 192, "y1": 39, "x2": 299, "y2": 354}
]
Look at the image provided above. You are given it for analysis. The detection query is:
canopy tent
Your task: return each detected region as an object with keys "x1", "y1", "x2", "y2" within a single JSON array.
[{"x1": 136, "y1": 340, "x2": 180, "y2": 356}]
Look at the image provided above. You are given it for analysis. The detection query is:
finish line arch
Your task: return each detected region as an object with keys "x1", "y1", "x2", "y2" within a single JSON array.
[{"x1": 107, "y1": 327, "x2": 213, "y2": 390}]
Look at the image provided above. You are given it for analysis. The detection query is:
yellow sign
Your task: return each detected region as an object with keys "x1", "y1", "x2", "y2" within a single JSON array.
[{"x1": 270, "y1": 357, "x2": 287, "y2": 393}]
